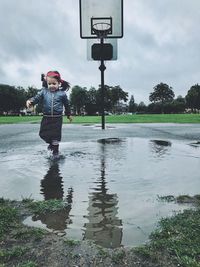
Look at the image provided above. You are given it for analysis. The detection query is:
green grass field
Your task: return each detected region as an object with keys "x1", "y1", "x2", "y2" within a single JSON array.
[{"x1": 0, "y1": 114, "x2": 200, "y2": 124}]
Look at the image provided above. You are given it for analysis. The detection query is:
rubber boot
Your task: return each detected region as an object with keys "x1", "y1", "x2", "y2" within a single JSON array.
[
  {"x1": 47, "y1": 143, "x2": 53, "y2": 151},
  {"x1": 52, "y1": 145, "x2": 59, "y2": 156}
]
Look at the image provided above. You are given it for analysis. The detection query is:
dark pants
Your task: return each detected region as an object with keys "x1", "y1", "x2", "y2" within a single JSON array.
[{"x1": 39, "y1": 116, "x2": 63, "y2": 144}]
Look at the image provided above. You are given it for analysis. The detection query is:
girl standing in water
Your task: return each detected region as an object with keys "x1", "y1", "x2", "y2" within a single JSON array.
[{"x1": 26, "y1": 71, "x2": 72, "y2": 157}]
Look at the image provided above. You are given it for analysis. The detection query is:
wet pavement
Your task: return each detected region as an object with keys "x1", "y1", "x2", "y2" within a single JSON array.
[{"x1": 0, "y1": 123, "x2": 200, "y2": 248}]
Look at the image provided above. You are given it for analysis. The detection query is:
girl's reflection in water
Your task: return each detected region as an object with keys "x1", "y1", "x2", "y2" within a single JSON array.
[
  {"x1": 41, "y1": 162, "x2": 64, "y2": 200},
  {"x1": 32, "y1": 162, "x2": 73, "y2": 232}
]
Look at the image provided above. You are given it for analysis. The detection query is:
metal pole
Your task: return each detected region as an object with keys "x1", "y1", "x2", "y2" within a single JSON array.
[{"x1": 99, "y1": 37, "x2": 106, "y2": 130}]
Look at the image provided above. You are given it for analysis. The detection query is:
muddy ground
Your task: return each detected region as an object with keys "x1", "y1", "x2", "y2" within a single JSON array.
[{"x1": 1, "y1": 200, "x2": 178, "y2": 267}]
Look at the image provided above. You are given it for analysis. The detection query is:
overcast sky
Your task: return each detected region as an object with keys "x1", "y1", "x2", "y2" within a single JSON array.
[{"x1": 0, "y1": 0, "x2": 200, "y2": 103}]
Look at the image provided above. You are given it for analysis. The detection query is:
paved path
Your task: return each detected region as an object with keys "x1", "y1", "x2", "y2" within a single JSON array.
[{"x1": 0, "y1": 123, "x2": 200, "y2": 150}]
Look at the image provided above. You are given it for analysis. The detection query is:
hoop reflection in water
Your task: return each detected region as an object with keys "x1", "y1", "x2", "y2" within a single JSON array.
[{"x1": 83, "y1": 140, "x2": 123, "y2": 248}]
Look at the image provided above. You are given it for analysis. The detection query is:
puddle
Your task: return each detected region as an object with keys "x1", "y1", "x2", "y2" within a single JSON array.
[{"x1": 1, "y1": 125, "x2": 200, "y2": 248}]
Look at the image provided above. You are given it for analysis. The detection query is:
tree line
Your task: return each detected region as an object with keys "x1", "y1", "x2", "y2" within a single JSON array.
[{"x1": 0, "y1": 82, "x2": 200, "y2": 115}]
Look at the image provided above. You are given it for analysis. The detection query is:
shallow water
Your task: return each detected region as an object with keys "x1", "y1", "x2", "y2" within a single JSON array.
[{"x1": 0, "y1": 123, "x2": 200, "y2": 248}]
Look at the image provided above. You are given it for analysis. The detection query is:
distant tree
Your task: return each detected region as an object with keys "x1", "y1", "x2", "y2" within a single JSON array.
[
  {"x1": 15, "y1": 87, "x2": 26, "y2": 111},
  {"x1": 147, "y1": 102, "x2": 162, "y2": 114},
  {"x1": 85, "y1": 87, "x2": 98, "y2": 115},
  {"x1": 68, "y1": 84, "x2": 128, "y2": 115},
  {"x1": 171, "y1": 96, "x2": 186, "y2": 113},
  {"x1": 148, "y1": 95, "x2": 186, "y2": 114},
  {"x1": 97, "y1": 85, "x2": 128, "y2": 114},
  {"x1": 25, "y1": 86, "x2": 42, "y2": 114},
  {"x1": 136, "y1": 101, "x2": 147, "y2": 113},
  {"x1": 70, "y1": 86, "x2": 87, "y2": 115},
  {"x1": 0, "y1": 84, "x2": 26, "y2": 113},
  {"x1": 128, "y1": 95, "x2": 137, "y2": 113},
  {"x1": 149, "y1": 83, "x2": 175, "y2": 104},
  {"x1": 149, "y1": 83, "x2": 175, "y2": 113},
  {"x1": 110, "y1": 85, "x2": 128, "y2": 112},
  {"x1": 185, "y1": 84, "x2": 200, "y2": 112},
  {"x1": 26, "y1": 86, "x2": 39, "y2": 99},
  {"x1": 96, "y1": 85, "x2": 112, "y2": 113}
]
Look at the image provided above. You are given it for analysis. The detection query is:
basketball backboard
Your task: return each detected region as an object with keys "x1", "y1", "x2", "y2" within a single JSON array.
[{"x1": 79, "y1": 0, "x2": 123, "y2": 39}]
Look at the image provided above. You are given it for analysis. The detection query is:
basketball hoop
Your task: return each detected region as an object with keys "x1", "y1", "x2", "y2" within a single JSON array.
[
  {"x1": 91, "y1": 22, "x2": 112, "y2": 38},
  {"x1": 79, "y1": 0, "x2": 124, "y2": 130}
]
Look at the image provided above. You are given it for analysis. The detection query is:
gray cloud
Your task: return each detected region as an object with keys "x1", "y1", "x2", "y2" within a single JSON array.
[{"x1": 0, "y1": 0, "x2": 200, "y2": 103}]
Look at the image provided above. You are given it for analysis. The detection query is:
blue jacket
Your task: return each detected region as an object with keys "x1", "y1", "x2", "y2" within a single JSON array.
[{"x1": 30, "y1": 88, "x2": 70, "y2": 116}]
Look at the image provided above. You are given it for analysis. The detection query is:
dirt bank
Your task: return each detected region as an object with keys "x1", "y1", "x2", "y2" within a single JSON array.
[{"x1": 0, "y1": 199, "x2": 179, "y2": 267}]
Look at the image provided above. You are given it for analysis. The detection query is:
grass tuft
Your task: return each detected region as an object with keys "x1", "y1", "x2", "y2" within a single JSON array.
[
  {"x1": 13, "y1": 228, "x2": 46, "y2": 240},
  {"x1": 25, "y1": 199, "x2": 69, "y2": 214},
  {"x1": 0, "y1": 246, "x2": 29, "y2": 261},
  {"x1": 64, "y1": 239, "x2": 80, "y2": 247},
  {"x1": 16, "y1": 261, "x2": 38, "y2": 267},
  {"x1": 111, "y1": 249, "x2": 126, "y2": 263},
  {"x1": 0, "y1": 202, "x2": 18, "y2": 237},
  {"x1": 135, "y1": 208, "x2": 200, "y2": 267}
]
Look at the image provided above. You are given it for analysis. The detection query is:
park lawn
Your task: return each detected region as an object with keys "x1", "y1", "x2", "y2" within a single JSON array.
[
  {"x1": 105, "y1": 113, "x2": 200, "y2": 123},
  {"x1": 0, "y1": 114, "x2": 200, "y2": 124},
  {"x1": 0, "y1": 116, "x2": 42, "y2": 124}
]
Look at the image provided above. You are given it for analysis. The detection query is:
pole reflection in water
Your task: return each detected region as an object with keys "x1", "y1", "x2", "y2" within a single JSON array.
[
  {"x1": 32, "y1": 162, "x2": 73, "y2": 232},
  {"x1": 83, "y1": 139, "x2": 122, "y2": 248}
]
